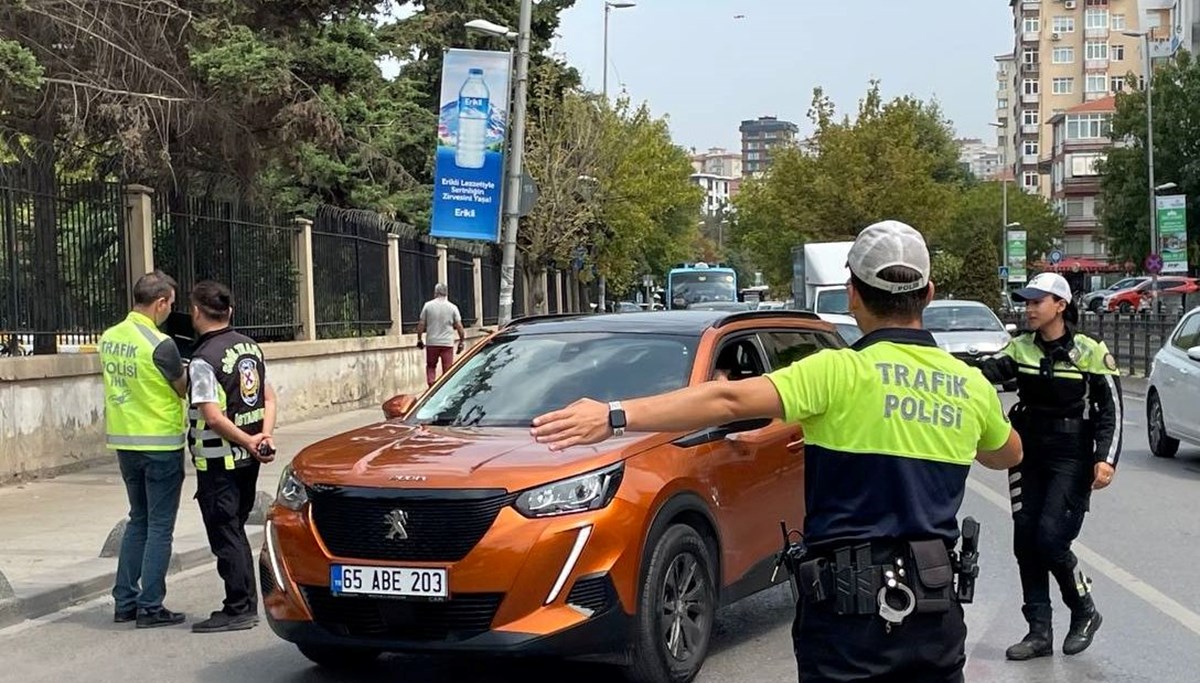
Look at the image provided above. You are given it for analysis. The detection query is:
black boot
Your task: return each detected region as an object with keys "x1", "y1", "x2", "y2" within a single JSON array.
[
  {"x1": 1063, "y1": 594, "x2": 1103, "y2": 655},
  {"x1": 1006, "y1": 603, "x2": 1054, "y2": 661}
]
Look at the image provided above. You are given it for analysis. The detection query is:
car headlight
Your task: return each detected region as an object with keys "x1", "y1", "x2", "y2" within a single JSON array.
[
  {"x1": 275, "y1": 465, "x2": 309, "y2": 511},
  {"x1": 514, "y1": 463, "x2": 624, "y2": 518}
]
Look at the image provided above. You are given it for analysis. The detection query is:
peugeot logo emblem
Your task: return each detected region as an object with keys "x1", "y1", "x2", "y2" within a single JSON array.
[{"x1": 384, "y1": 509, "x2": 410, "y2": 541}]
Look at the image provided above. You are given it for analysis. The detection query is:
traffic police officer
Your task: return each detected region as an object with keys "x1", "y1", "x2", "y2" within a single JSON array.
[
  {"x1": 530, "y1": 220, "x2": 1024, "y2": 682},
  {"x1": 100, "y1": 270, "x2": 188, "y2": 628},
  {"x1": 966, "y1": 272, "x2": 1120, "y2": 661},
  {"x1": 185, "y1": 280, "x2": 278, "y2": 634}
]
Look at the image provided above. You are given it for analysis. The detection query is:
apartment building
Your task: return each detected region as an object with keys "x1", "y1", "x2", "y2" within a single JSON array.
[
  {"x1": 1048, "y1": 96, "x2": 1116, "y2": 261},
  {"x1": 958, "y1": 138, "x2": 1003, "y2": 180},
  {"x1": 690, "y1": 147, "x2": 743, "y2": 179},
  {"x1": 1007, "y1": 0, "x2": 1145, "y2": 201},
  {"x1": 995, "y1": 52, "x2": 1018, "y2": 177},
  {"x1": 739, "y1": 116, "x2": 799, "y2": 177}
]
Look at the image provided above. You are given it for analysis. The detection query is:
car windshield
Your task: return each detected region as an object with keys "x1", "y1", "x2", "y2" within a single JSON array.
[
  {"x1": 1110, "y1": 278, "x2": 1142, "y2": 291},
  {"x1": 690, "y1": 301, "x2": 751, "y2": 311},
  {"x1": 923, "y1": 305, "x2": 1004, "y2": 332},
  {"x1": 411, "y1": 332, "x2": 697, "y2": 428},
  {"x1": 671, "y1": 272, "x2": 736, "y2": 307},
  {"x1": 815, "y1": 288, "x2": 850, "y2": 314},
  {"x1": 834, "y1": 323, "x2": 863, "y2": 345}
]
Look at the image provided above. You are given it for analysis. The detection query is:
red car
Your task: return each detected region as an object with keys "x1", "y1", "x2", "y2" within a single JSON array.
[{"x1": 1105, "y1": 277, "x2": 1199, "y2": 314}]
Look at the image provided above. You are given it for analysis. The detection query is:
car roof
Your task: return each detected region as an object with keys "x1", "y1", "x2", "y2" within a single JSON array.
[
  {"x1": 501, "y1": 310, "x2": 825, "y2": 336},
  {"x1": 926, "y1": 299, "x2": 990, "y2": 308},
  {"x1": 817, "y1": 313, "x2": 858, "y2": 325}
]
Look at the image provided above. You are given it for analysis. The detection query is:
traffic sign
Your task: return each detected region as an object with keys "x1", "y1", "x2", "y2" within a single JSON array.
[
  {"x1": 998, "y1": 266, "x2": 1010, "y2": 280},
  {"x1": 517, "y1": 170, "x2": 539, "y2": 217},
  {"x1": 1049, "y1": 249, "x2": 1063, "y2": 265},
  {"x1": 1146, "y1": 253, "x2": 1164, "y2": 275}
]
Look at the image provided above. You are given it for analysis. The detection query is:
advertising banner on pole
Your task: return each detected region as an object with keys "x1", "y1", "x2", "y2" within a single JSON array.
[
  {"x1": 430, "y1": 48, "x2": 513, "y2": 241},
  {"x1": 1156, "y1": 194, "x2": 1188, "y2": 274},
  {"x1": 1006, "y1": 229, "x2": 1027, "y2": 283}
]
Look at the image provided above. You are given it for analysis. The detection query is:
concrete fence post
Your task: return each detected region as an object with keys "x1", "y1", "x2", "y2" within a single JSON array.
[
  {"x1": 472, "y1": 255, "x2": 484, "y2": 326},
  {"x1": 123, "y1": 185, "x2": 156, "y2": 308},
  {"x1": 388, "y1": 234, "x2": 402, "y2": 336},
  {"x1": 294, "y1": 218, "x2": 317, "y2": 341}
]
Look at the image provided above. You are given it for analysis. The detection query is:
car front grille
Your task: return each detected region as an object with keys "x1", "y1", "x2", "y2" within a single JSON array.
[
  {"x1": 308, "y1": 485, "x2": 516, "y2": 562},
  {"x1": 300, "y1": 586, "x2": 503, "y2": 641},
  {"x1": 259, "y1": 559, "x2": 277, "y2": 597}
]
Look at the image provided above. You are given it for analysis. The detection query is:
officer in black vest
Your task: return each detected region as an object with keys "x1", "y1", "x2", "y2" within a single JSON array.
[{"x1": 185, "y1": 280, "x2": 278, "y2": 634}]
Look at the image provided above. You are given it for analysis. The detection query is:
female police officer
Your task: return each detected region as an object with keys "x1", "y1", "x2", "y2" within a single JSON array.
[{"x1": 969, "y1": 272, "x2": 1121, "y2": 661}]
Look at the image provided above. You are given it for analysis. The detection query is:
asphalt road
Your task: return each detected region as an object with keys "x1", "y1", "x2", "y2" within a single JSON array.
[{"x1": 3, "y1": 394, "x2": 1200, "y2": 683}]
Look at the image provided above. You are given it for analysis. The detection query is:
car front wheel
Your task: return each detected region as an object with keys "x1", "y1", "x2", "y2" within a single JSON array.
[
  {"x1": 625, "y1": 524, "x2": 716, "y2": 683},
  {"x1": 1148, "y1": 391, "x2": 1180, "y2": 459}
]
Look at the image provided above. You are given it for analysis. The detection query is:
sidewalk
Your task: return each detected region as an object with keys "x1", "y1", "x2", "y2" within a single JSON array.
[{"x1": 0, "y1": 407, "x2": 383, "y2": 629}]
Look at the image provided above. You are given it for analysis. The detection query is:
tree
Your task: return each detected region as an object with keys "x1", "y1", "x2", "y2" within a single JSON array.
[
  {"x1": 1099, "y1": 49, "x2": 1200, "y2": 268},
  {"x1": 953, "y1": 240, "x2": 1001, "y2": 310},
  {"x1": 936, "y1": 181, "x2": 1062, "y2": 271},
  {"x1": 731, "y1": 82, "x2": 960, "y2": 290}
]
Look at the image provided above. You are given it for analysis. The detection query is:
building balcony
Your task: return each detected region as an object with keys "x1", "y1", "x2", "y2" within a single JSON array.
[
  {"x1": 1085, "y1": 27, "x2": 1109, "y2": 39},
  {"x1": 1021, "y1": 123, "x2": 1040, "y2": 135},
  {"x1": 1022, "y1": 0, "x2": 1040, "y2": 9},
  {"x1": 1022, "y1": 154, "x2": 1040, "y2": 166},
  {"x1": 1020, "y1": 62, "x2": 1040, "y2": 76},
  {"x1": 1083, "y1": 91, "x2": 1109, "y2": 101},
  {"x1": 1022, "y1": 92, "x2": 1040, "y2": 105},
  {"x1": 1023, "y1": 31, "x2": 1041, "y2": 43},
  {"x1": 1084, "y1": 59, "x2": 1109, "y2": 71}
]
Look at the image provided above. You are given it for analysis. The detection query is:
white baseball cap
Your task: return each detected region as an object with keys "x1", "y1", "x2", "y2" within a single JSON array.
[
  {"x1": 1012, "y1": 272, "x2": 1072, "y2": 302},
  {"x1": 847, "y1": 220, "x2": 931, "y2": 294}
]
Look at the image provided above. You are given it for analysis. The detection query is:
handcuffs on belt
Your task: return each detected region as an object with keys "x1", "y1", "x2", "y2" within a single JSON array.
[{"x1": 878, "y1": 558, "x2": 916, "y2": 633}]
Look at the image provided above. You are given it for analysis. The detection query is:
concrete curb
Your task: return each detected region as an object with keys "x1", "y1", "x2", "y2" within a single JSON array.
[{"x1": 0, "y1": 527, "x2": 264, "y2": 631}]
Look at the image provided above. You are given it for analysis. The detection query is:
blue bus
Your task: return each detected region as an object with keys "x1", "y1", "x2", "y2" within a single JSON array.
[{"x1": 666, "y1": 262, "x2": 739, "y2": 309}]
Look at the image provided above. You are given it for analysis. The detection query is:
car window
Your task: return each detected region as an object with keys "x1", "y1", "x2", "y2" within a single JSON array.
[
  {"x1": 834, "y1": 323, "x2": 863, "y2": 345},
  {"x1": 922, "y1": 305, "x2": 1005, "y2": 332},
  {"x1": 1172, "y1": 314, "x2": 1200, "y2": 350},
  {"x1": 411, "y1": 332, "x2": 697, "y2": 427},
  {"x1": 759, "y1": 330, "x2": 841, "y2": 371},
  {"x1": 712, "y1": 335, "x2": 768, "y2": 381}
]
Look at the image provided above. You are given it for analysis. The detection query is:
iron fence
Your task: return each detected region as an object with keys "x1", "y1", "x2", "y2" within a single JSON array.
[
  {"x1": 0, "y1": 163, "x2": 128, "y2": 355},
  {"x1": 446, "y1": 247, "x2": 477, "y2": 328},
  {"x1": 311, "y1": 206, "x2": 392, "y2": 339},
  {"x1": 999, "y1": 311, "x2": 1183, "y2": 377},
  {"x1": 153, "y1": 191, "x2": 300, "y2": 343},
  {"x1": 399, "y1": 235, "x2": 439, "y2": 333},
  {"x1": 547, "y1": 272, "x2": 561, "y2": 314},
  {"x1": 480, "y1": 246, "x2": 500, "y2": 326}
]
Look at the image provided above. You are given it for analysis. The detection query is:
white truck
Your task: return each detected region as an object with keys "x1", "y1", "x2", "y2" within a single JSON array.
[{"x1": 790, "y1": 241, "x2": 854, "y2": 314}]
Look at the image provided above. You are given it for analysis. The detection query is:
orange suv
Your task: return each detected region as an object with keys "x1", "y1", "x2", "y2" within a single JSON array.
[{"x1": 261, "y1": 310, "x2": 842, "y2": 682}]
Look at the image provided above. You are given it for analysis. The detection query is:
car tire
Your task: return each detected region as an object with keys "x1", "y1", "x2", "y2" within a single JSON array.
[
  {"x1": 1148, "y1": 391, "x2": 1180, "y2": 459},
  {"x1": 296, "y1": 643, "x2": 380, "y2": 670},
  {"x1": 1088, "y1": 298, "x2": 1103, "y2": 313},
  {"x1": 625, "y1": 524, "x2": 717, "y2": 683},
  {"x1": 1119, "y1": 301, "x2": 1134, "y2": 315}
]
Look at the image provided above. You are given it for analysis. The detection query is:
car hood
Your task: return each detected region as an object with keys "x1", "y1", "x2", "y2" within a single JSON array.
[
  {"x1": 929, "y1": 330, "x2": 1011, "y2": 355},
  {"x1": 291, "y1": 420, "x2": 658, "y2": 492}
]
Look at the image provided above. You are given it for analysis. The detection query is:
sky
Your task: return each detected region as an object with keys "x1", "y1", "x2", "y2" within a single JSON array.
[{"x1": 548, "y1": 0, "x2": 1016, "y2": 151}]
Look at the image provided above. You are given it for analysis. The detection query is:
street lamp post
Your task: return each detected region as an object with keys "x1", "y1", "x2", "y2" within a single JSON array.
[
  {"x1": 989, "y1": 121, "x2": 1012, "y2": 292},
  {"x1": 1124, "y1": 29, "x2": 1161, "y2": 312},
  {"x1": 466, "y1": 4, "x2": 531, "y2": 327},
  {"x1": 597, "y1": 1, "x2": 635, "y2": 313}
]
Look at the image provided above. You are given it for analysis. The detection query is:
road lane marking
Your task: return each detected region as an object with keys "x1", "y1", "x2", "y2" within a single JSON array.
[{"x1": 967, "y1": 478, "x2": 1200, "y2": 639}]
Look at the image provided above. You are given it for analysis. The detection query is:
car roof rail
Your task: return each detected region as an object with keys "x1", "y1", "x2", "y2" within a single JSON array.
[
  {"x1": 500, "y1": 312, "x2": 589, "y2": 330},
  {"x1": 712, "y1": 310, "x2": 825, "y2": 328}
]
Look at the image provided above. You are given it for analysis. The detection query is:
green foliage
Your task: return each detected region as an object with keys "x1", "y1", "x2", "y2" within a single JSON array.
[
  {"x1": 1100, "y1": 49, "x2": 1200, "y2": 268},
  {"x1": 731, "y1": 81, "x2": 962, "y2": 290},
  {"x1": 953, "y1": 239, "x2": 1001, "y2": 310},
  {"x1": 937, "y1": 181, "x2": 1062, "y2": 269},
  {"x1": 0, "y1": 38, "x2": 42, "y2": 94}
]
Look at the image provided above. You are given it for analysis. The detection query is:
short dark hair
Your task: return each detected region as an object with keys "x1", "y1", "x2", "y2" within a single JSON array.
[
  {"x1": 851, "y1": 266, "x2": 930, "y2": 321},
  {"x1": 132, "y1": 270, "x2": 177, "y2": 306},
  {"x1": 190, "y1": 280, "x2": 233, "y2": 321}
]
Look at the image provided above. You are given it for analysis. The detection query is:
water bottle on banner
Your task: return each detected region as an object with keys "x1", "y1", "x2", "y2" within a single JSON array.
[{"x1": 455, "y1": 68, "x2": 490, "y2": 169}]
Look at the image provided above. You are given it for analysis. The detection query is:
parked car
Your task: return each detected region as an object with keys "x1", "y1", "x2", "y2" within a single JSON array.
[
  {"x1": 923, "y1": 300, "x2": 1017, "y2": 391},
  {"x1": 262, "y1": 309, "x2": 844, "y2": 682},
  {"x1": 1104, "y1": 277, "x2": 1200, "y2": 314},
  {"x1": 1081, "y1": 276, "x2": 1149, "y2": 313},
  {"x1": 817, "y1": 312, "x2": 862, "y2": 345},
  {"x1": 1146, "y1": 306, "x2": 1200, "y2": 458}
]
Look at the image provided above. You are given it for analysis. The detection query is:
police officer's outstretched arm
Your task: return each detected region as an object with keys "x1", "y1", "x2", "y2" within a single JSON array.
[{"x1": 965, "y1": 345, "x2": 1021, "y2": 386}]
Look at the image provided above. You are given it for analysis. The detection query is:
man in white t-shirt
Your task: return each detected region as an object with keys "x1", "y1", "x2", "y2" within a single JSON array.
[{"x1": 416, "y1": 283, "x2": 466, "y2": 386}]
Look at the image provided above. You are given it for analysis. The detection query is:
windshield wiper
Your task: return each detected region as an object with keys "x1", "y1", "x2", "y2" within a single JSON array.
[{"x1": 418, "y1": 413, "x2": 459, "y2": 426}]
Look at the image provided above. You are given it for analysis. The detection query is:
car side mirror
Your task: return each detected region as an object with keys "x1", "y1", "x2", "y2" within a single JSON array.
[
  {"x1": 1188, "y1": 346, "x2": 1200, "y2": 363},
  {"x1": 382, "y1": 394, "x2": 417, "y2": 419},
  {"x1": 722, "y1": 417, "x2": 773, "y2": 434},
  {"x1": 1005, "y1": 323, "x2": 1018, "y2": 334}
]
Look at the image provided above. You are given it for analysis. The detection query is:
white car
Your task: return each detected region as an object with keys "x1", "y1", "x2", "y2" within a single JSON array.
[
  {"x1": 1146, "y1": 306, "x2": 1200, "y2": 458},
  {"x1": 818, "y1": 313, "x2": 862, "y2": 345}
]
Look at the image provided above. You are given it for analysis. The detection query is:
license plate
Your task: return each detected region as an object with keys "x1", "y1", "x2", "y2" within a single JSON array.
[{"x1": 330, "y1": 565, "x2": 448, "y2": 599}]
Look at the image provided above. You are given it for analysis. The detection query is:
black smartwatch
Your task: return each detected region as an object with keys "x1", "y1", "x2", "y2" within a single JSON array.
[{"x1": 608, "y1": 401, "x2": 626, "y2": 436}]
